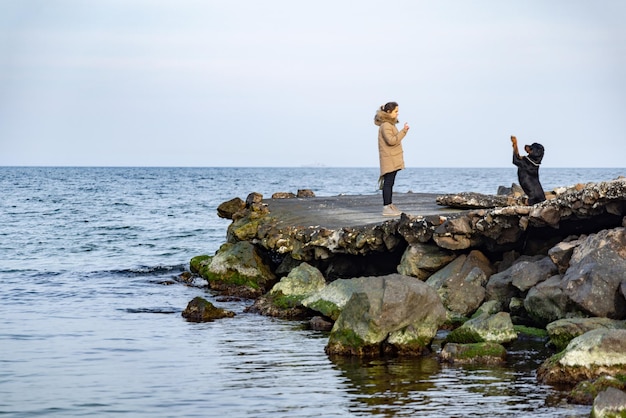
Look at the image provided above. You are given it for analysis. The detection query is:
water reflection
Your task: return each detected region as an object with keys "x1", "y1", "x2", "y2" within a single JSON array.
[{"x1": 329, "y1": 338, "x2": 591, "y2": 417}]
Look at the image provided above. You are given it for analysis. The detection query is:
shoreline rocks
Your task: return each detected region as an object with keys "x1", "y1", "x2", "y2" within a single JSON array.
[{"x1": 187, "y1": 177, "x2": 626, "y2": 409}]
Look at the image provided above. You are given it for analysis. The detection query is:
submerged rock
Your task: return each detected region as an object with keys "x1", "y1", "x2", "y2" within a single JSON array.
[
  {"x1": 322, "y1": 274, "x2": 447, "y2": 357},
  {"x1": 439, "y1": 342, "x2": 507, "y2": 365}
]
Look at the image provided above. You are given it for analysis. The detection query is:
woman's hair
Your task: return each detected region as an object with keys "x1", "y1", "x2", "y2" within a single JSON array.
[{"x1": 380, "y1": 102, "x2": 399, "y2": 113}]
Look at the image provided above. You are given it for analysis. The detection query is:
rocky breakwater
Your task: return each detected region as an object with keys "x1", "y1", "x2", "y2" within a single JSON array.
[{"x1": 188, "y1": 178, "x2": 626, "y2": 411}]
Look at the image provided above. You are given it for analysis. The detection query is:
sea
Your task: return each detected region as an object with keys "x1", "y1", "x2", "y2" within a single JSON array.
[{"x1": 1, "y1": 166, "x2": 624, "y2": 418}]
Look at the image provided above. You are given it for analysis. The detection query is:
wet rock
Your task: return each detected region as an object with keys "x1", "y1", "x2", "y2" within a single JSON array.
[
  {"x1": 195, "y1": 241, "x2": 276, "y2": 298},
  {"x1": 546, "y1": 317, "x2": 626, "y2": 352},
  {"x1": 439, "y1": 342, "x2": 507, "y2": 365},
  {"x1": 397, "y1": 242, "x2": 457, "y2": 280},
  {"x1": 426, "y1": 250, "x2": 494, "y2": 318},
  {"x1": 246, "y1": 262, "x2": 326, "y2": 318},
  {"x1": 322, "y1": 274, "x2": 447, "y2": 357},
  {"x1": 537, "y1": 328, "x2": 626, "y2": 387},
  {"x1": 591, "y1": 386, "x2": 626, "y2": 417},
  {"x1": 182, "y1": 296, "x2": 235, "y2": 322},
  {"x1": 309, "y1": 316, "x2": 333, "y2": 331},
  {"x1": 569, "y1": 375, "x2": 626, "y2": 405},
  {"x1": 445, "y1": 312, "x2": 517, "y2": 345}
]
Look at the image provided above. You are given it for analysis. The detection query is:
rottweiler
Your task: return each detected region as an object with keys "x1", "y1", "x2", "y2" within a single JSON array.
[{"x1": 511, "y1": 135, "x2": 546, "y2": 205}]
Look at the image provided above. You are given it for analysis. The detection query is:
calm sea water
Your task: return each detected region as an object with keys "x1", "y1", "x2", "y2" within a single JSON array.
[{"x1": 1, "y1": 166, "x2": 624, "y2": 418}]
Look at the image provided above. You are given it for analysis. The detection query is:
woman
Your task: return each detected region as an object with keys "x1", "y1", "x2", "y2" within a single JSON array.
[{"x1": 374, "y1": 102, "x2": 410, "y2": 216}]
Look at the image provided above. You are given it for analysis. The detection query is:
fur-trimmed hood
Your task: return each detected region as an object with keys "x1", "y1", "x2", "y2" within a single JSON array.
[{"x1": 374, "y1": 109, "x2": 399, "y2": 126}]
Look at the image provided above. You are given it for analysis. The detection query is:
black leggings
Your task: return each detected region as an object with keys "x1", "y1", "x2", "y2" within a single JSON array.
[{"x1": 382, "y1": 170, "x2": 398, "y2": 205}]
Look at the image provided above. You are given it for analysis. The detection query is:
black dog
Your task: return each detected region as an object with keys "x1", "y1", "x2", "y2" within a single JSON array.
[{"x1": 511, "y1": 136, "x2": 545, "y2": 205}]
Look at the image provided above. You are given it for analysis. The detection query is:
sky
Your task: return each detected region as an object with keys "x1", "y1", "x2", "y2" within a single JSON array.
[{"x1": 1, "y1": 1, "x2": 625, "y2": 168}]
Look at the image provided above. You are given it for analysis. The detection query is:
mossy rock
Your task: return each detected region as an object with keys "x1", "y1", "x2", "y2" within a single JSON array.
[
  {"x1": 569, "y1": 374, "x2": 626, "y2": 405},
  {"x1": 440, "y1": 342, "x2": 507, "y2": 365},
  {"x1": 182, "y1": 296, "x2": 235, "y2": 322}
]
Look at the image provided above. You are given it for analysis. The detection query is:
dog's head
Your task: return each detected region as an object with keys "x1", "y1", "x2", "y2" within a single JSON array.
[{"x1": 524, "y1": 142, "x2": 545, "y2": 164}]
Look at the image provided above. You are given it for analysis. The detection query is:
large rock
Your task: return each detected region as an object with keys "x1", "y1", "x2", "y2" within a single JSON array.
[
  {"x1": 246, "y1": 262, "x2": 326, "y2": 318},
  {"x1": 425, "y1": 250, "x2": 494, "y2": 318},
  {"x1": 192, "y1": 241, "x2": 276, "y2": 298},
  {"x1": 562, "y1": 227, "x2": 626, "y2": 319},
  {"x1": 537, "y1": 328, "x2": 626, "y2": 386},
  {"x1": 323, "y1": 274, "x2": 447, "y2": 357},
  {"x1": 546, "y1": 317, "x2": 626, "y2": 352},
  {"x1": 523, "y1": 275, "x2": 577, "y2": 326},
  {"x1": 397, "y1": 242, "x2": 457, "y2": 280}
]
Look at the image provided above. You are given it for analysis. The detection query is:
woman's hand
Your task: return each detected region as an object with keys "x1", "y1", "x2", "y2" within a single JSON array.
[{"x1": 404, "y1": 123, "x2": 410, "y2": 132}]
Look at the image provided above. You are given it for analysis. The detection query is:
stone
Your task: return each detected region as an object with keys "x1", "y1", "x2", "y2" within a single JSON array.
[
  {"x1": 217, "y1": 197, "x2": 245, "y2": 219},
  {"x1": 510, "y1": 256, "x2": 558, "y2": 292},
  {"x1": 182, "y1": 296, "x2": 235, "y2": 322},
  {"x1": 548, "y1": 237, "x2": 583, "y2": 274},
  {"x1": 524, "y1": 276, "x2": 576, "y2": 327},
  {"x1": 591, "y1": 387, "x2": 626, "y2": 418},
  {"x1": 445, "y1": 312, "x2": 517, "y2": 344},
  {"x1": 439, "y1": 342, "x2": 507, "y2": 365},
  {"x1": 546, "y1": 317, "x2": 626, "y2": 352},
  {"x1": 297, "y1": 189, "x2": 316, "y2": 198},
  {"x1": 562, "y1": 228, "x2": 626, "y2": 319},
  {"x1": 272, "y1": 192, "x2": 296, "y2": 199},
  {"x1": 397, "y1": 242, "x2": 457, "y2": 280},
  {"x1": 537, "y1": 328, "x2": 626, "y2": 386},
  {"x1": 323, "y1": 274, "x2": 447, "y2": 357},
  {"x1": 197, "y1": 241, "x2": 276, "y2": 298},
  {"x1": 426, "y1": 250, "x2": 494, "y2": 318}
]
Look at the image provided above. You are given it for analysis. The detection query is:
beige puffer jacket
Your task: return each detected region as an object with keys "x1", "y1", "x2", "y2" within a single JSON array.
[{"x1": 374, "y1": 109, "x2": 407, "y2": 176}]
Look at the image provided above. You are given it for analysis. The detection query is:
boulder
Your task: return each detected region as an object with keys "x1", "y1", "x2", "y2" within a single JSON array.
[
  {"x1": 436, "y1": 192, "x2": 523, "y2": 209},
  {"x1": 445, "y1": 312, "x2": 517, "y2": 344},
  {"x1": 537, "y1": 328, "x2": 626, "y2": 387},
  {"x1": 397, "y1": 242, "x2": 457, "y2": 280},
  {"x1": 426, "y1": 250, "x2": 494, "y2": 318},
  {"x1": 524, "y1": 275, "x2": 578, "y2": 327},
  {"x1": 194, "y1": 241, "x2": 276, "y2": 298},
  {"x1": 569, "y1": 375, "x2": 626, "y2": 406},
  {"x1": 546, "y1": 317, "x2": 626, "y2": 352},
  {"x1": 246, "y1": 262, "x2": 326, "y2": 318},
  {"x1": 591, "y1": 387, "x2": 626, "y2": 418},
  {"x1": 217, "y1": 197, "x2": 245, "y2": 220},
  {"x1": 323, "y1": 274, "x2": 447, "y2": 357},
  {"x1": 562, "y1": 227, "x2": 626, "y2": 319},
  {"x1": 439, "y1": 342, "x2": 507, "y2": 365},
  {"x1": 182, "y1": 296, "x2": 235, "y2": 322},
  {"x1": 510, "y1": 256, "x2": 558, "y2": 292}
]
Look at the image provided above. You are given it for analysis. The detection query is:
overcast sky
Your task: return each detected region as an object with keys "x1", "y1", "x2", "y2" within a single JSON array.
[{"x1": 1, "y1": 0, "x2": 625, "y2": 167}]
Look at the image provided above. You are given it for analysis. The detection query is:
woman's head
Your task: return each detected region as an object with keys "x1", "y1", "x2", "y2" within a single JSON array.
[
  {"x1": 381, "y1": 102, "x2": 399, "y2": 113},
  {"x1": 381, "y1": 102, "x2": 399, "y2": 119}
]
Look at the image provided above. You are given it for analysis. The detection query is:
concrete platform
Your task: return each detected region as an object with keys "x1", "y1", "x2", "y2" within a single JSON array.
[{"x1": 264, "y1": 192, "x2": 467, "y2": 229}]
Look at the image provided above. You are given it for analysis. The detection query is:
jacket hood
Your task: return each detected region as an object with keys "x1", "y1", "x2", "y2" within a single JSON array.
[{"x1": 374, "y1": 109, "x2": 398, "y2": 126}]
